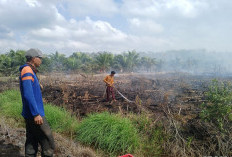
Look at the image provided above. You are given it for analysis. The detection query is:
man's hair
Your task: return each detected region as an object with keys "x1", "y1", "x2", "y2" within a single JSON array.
[
  {"x1": 26, "y1": 57, "x2": 33, "y2": 62},
  {"x1": 111, "y1": 71, "x2": 116, "y2": 74}
]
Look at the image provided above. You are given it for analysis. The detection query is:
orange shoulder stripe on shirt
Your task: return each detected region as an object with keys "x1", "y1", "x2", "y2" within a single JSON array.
[
  {"x1": 21, "y1": 66, "x2": 34, "y2": 77},
  {"x1": 22, "y1": 76, "x2": 34, "y2": 82}
]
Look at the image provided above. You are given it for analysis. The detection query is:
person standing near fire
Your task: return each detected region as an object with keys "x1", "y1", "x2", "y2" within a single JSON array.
[
  {"x1": 19, "y1": 48, "x2": 55, "y2": 157},
  {"x1": 103, "y1": 71, "x2": 116, "y2": 102}
]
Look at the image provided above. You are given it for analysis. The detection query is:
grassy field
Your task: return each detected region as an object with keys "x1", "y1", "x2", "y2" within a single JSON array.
[
  {"x1": 0, "y1": 89, "x2": 164, "y2": 156},
  {"x1": 0, "y1": 90, "x2": 79, "y2": 134}
]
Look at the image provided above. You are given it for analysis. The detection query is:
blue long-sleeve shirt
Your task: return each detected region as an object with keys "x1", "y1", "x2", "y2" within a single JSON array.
[{"x1": 19, "y1": 64, "x2": 45, "y2": 119}]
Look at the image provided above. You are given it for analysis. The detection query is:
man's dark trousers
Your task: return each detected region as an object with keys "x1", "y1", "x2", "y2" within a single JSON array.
[
  {"x1": 106, "y1": 86, "x2": 115, "y2": 101},
  {"x1": 25, "y1": 117, "x2": 55, "y2": 157}
]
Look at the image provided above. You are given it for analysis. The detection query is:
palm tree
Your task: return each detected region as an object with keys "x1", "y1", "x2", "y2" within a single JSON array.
[
  {"x1": 70, "y1": 52, "x2": 91, "y2": 64},
  {"x1": 140, "y1": 57, "x2": 156, "y2": 72},
  {"x1": 113, "y1": 54, "x2": 127, "y2": 72},
  {"x1": 64, "y1": 57, "x2": 82, "y2": 71},
  {"x1": 70, "y1": 52, "x2": 93, "y2": 71},
  {"x1": 49, "y1": 51, "x2": 67, "y2": 71},
  {"x1": 125, "y1": 50, "x2": 139, "y2": 72},
  {"x1": 94, "y1": 52, "x2": 114, "y2": 73}
]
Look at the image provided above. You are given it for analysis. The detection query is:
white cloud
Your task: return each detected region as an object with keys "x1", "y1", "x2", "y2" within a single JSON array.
[
  {"x1": 25, "y1": 0, "x2": 41, "y2": 7},
  {"x1": 164, "y1": 0, "x2": 208, "y2": 18},
  {"x1": 121, "y1": 0, "x2": 161, "y2": 18},
  {"x1": 66, "y1": 0, "x2": 118, "y2": 17},
  {"x1": 0, "y1": 39, "x2": 26, "y2": 52},
  {"x1": 26, "y1": 26, "x2": 69, "y2": 40},
  {"x1": 1, "y1": 0, "x2": 232, "y2": 54},
  {"x1": 121, "y1": 0, "x2": 208, "y2": 18},
  {"x1": 18, "y1": 17, "x2": 130, "y2": 54},
  {"x1": 0, "y1": 0, "x2": 57, "y2": 30},
  {"x1": 129, "y1": 18, "x2": 164, "y2": 35}
]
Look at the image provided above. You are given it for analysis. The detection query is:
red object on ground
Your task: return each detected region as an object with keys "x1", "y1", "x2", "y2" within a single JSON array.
[{"x1": 119, "y1": 154, "x2": 134, "y2": 157}]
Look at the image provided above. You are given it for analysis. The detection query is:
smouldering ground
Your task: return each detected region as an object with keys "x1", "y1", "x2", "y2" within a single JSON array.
[{"x1": 39, "y1": 72, "x2": 222, "y2": 118}]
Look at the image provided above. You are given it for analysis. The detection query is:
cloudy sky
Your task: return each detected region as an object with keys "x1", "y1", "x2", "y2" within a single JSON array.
[{"x1": 0, "y1": 0, "x2": 232, "y2": 55}]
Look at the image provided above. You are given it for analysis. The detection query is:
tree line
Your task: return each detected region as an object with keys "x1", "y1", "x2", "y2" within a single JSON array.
[{"x1": 0, "y1": 50, "x2": 158, "y2": 76}]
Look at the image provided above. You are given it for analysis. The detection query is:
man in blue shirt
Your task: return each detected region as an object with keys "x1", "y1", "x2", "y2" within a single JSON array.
[{"x1": 19, "y1": 48, "x2": 55, "y2": 157}]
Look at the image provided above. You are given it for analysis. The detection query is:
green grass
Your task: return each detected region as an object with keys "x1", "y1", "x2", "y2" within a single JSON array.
[
  {"x1": 44, "y1": 104, "x2": 79, "y2": 134},
  {"x1": 0, "y1": 90, "x2": 79, "y2": 134},
  {"x1": 76, "y1": 112, "x2": 140, "y2": 155},
  {"x1": 128, "y1": 113, "x2": 165, "y2": 156},
  {"x1": 0, "y1": 89, "x2": 165, "y2": 156},
  {"x1": 0, "y1": 90, "x2": 24, "y2": 124}
]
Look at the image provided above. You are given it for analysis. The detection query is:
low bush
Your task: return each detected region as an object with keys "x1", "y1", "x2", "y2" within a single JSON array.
[{"x1": 200, "y1": 79, "x2": 232, "y2": 129}]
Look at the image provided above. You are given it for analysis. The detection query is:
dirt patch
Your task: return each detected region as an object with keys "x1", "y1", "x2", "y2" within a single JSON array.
[
  {"x1": 0, "y1": 140, "x2": 22, "y2": 157},
  {"x1": 0, "y1": 78, "x2": 19, "y2": 93},
  {"x1": 42, "y1": 84, "x2": 139, "y2": 117},
  {"x1": 0, "y1": 120, "x2": 25, "y2": 157},
  {"x1": 0, "y1": 118, "x2": 97, "y2": 157}
]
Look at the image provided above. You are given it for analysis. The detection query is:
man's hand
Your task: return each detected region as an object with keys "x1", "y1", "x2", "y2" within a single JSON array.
[{"x1": 34, "y1": 115, "x2": 43, "y2": 125}]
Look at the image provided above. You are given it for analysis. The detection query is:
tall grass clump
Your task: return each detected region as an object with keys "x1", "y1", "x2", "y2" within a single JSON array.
[
  {"x1": 127, "y1": 113, "x2": 165, "y2": 156},
  {"x1": 44, "y1": 104, "x2": 79, "y2": 134},
  {"x1": 76, "y1": 112, "x2": 140, "y2": 155},
  {"x1": 0, "y1": 90, "x2": 79, "y2": 134}
]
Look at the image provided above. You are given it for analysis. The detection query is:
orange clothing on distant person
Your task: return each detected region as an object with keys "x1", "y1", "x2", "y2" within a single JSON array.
[{"x1": 104, "y1": 75, "x2": 114, "y2": 87}]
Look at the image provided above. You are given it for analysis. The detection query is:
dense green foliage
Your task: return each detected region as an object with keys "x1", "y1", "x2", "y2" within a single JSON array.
[
  {"x1": 200, "y1": 79, "x2": 232, "y2": 129},
  {"x1": 0, "y1": 90, "x2": 79, "y2": 133},
  {"x1": 76, "y1": 112, "x2": 140, "y2": 155},
  {"x1": 0, "y1": 50, "x2": 157, "y2": 76},
  {"x1": 1, "y1": 49, "x2": 232, "y2": 76},
  {"x1": 0, "y1": 50, "x2": 26, "y2": 76}
]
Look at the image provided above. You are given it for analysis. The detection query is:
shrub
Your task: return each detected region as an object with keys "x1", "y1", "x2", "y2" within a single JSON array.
[
  {"x1": 76, "y1": 112, "x2": 140, "y2": 155},
  {"x1": 200, "y1": 79, "x2": 232, "y2": 129}
]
